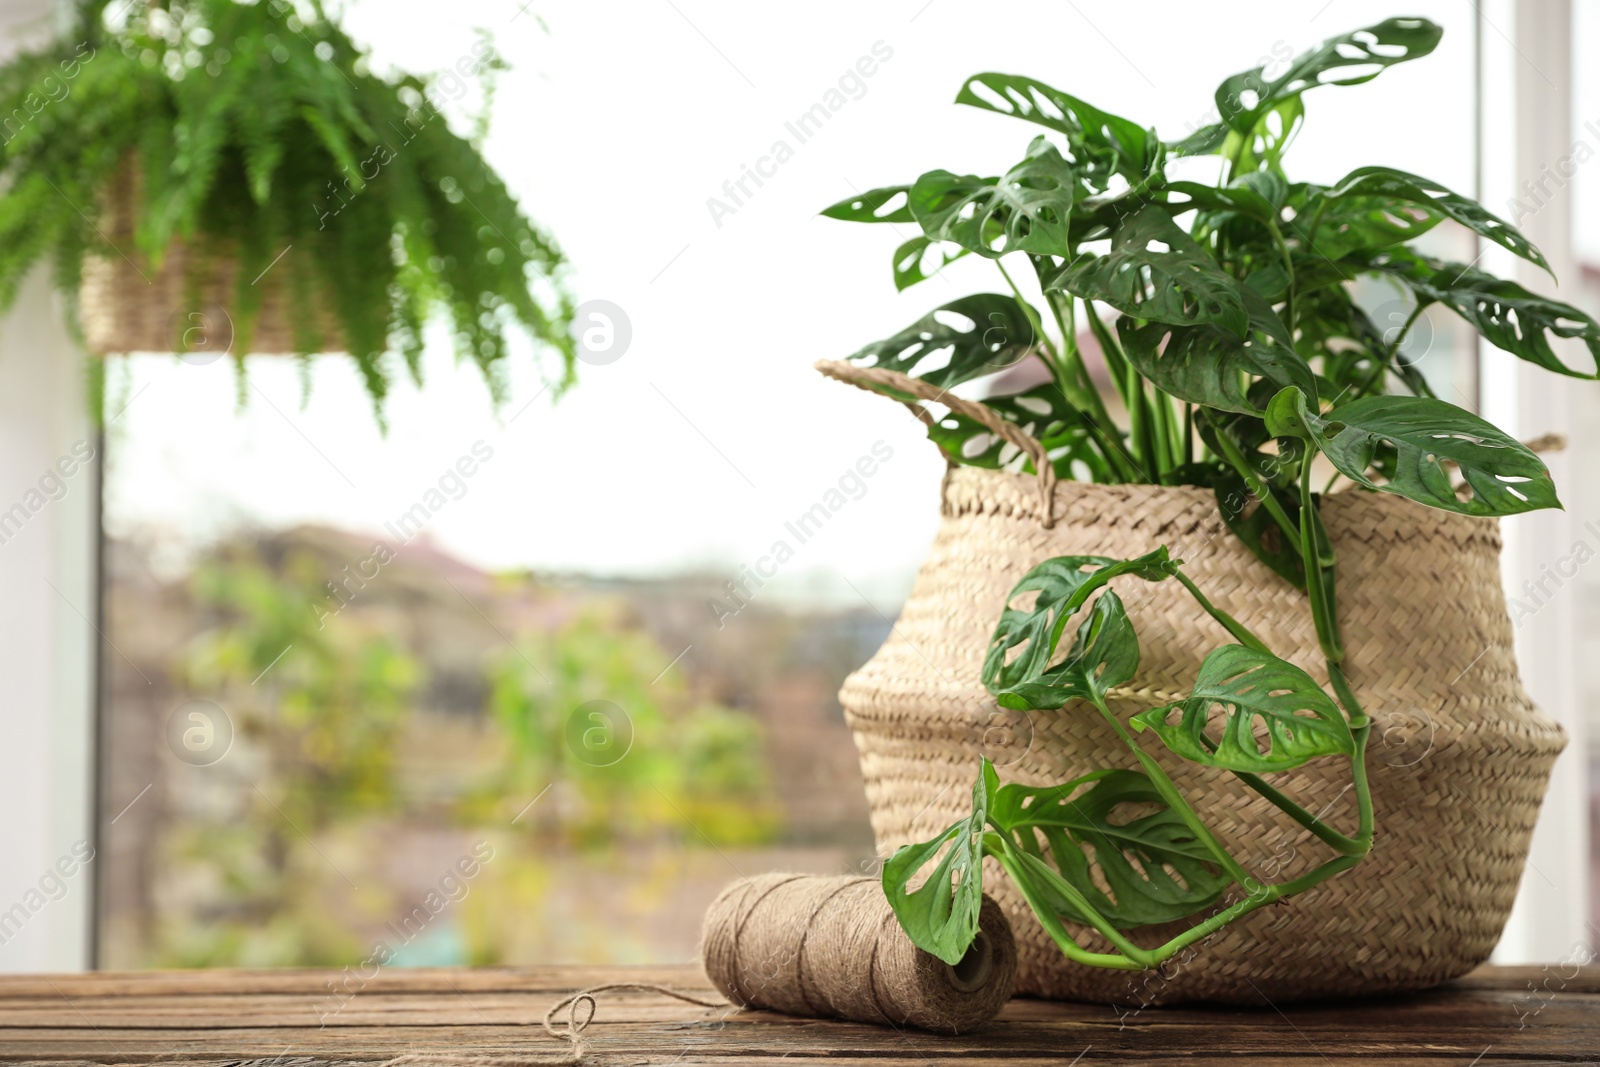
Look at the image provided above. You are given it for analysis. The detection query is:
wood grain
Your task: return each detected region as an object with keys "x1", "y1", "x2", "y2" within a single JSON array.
[{"x1": 0, "y1": 964, "x2": 1593, "y2": 1065}]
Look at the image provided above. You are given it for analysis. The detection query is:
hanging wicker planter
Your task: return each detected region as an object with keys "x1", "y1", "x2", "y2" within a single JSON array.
[
  {"x1": 819, "y1": 359, "x2": 1566, "y2": 1006},
  {"x1": 79, "y1": 161, "x2": 347, "y2": 358}
]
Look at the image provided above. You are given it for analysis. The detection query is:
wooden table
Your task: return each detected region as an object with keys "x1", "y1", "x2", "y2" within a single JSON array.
[{"x1": 0, "y1": 964, "x2": 1594, "y2": 1065}]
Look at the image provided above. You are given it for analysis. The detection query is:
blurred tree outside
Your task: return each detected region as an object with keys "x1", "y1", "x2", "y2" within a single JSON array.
[{"x1": 125, "y1": 532, "x2": 787, "y2": 968}]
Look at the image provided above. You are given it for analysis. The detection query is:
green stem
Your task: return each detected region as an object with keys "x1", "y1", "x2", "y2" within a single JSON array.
[
  {"x1": 1297, "y1": 458, "x2": 1345, "y2": 663},
  {"x1": 1149, "y1": 852, "x2": 1362, "y2": 960},
  {"x1": 1266, "y1": 218, "x2": 1298, "y2": 333},
  {"x1": 1092, "y1": 697, "x2": 1252, "y2": 886},
  {"x1": 1170, "y1": 570, "x2": 1270, "y2": 654},
  {"x1": 1001, "y1": 262, "x2": 1141, "y2": 483},
  {"x1": 989, "y1": 844, "x2": 1147, "y2": 970},
  {"x1": 1202, "y1": 411, "x2": 1301, "y2": 546},
  {"x1": 997, "y1": 259, "x2": 1060, "y2": 370},
  {"x1": 1083, "y1": 301, "x2": 1133, "y2": 405},
  {"x1": 1124, "y1": 364, "x2": 1157, "y2": 479},
  {"x1": 1228, "y1": 770, "x2": 1365, "y2": 856},
  {"x1": 993, "y1": 833, "x2": 1158, "y2": 964},
  {"x1": 1042, "y1": 287, "x2": 1118, "y2": 434}
]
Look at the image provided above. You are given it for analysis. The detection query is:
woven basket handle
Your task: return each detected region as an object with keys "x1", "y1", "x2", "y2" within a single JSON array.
[{"x1": 814, "y1": 359, "x2": 1056, "y2": 529}]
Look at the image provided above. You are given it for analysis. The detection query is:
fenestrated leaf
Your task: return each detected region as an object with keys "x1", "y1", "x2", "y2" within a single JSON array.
[
  {"x1": 954, "y1": 72, "x2": 1154, "y2": 183},
  {"x1": 1291, "y1": 189, "x2": 1440, "y2": 263},
  {"x1": 991, "y1": 591, "x2": 1139, "y2": 711},
  {"x1": 847, "y1": 293, "x2": 1035, "y2": 393},
  {"x1": 892, "y1": 234, "x2": 970, "y2": 291},
  {"x1": 1116, "y1": 287, "x2": 1318, "y2": 414},
  {"x1": 1131, "y1": 645, "x2": 1352, "y2": 773},
  {"x1": 1221, "y1": 96, "x2": 1305, "y2": 174},
  {"x1": 1324, "y1": 166, "x2": 1548, "y2": 273},
  {"x1": 909, "y1": 137, "x2": 1078, "y2": 258},
  {"x1": 881, "y1": 759, "x2": 997, "y2": 965},
  {"x1": 991, "y1": 768, "x2": 1228, "y2": 928},
  {"x1": 820, "y1": 184, "x2": 913, "y2": 224},
  {"x1": 982, "y1": 549, "x2": 1173, "y2": 696},
  {"x1": 1048, "y1": 205, "x2": 1249, "y2": 336},
  {"x1": 926, "y1": 382, "x2": 1114, "y2": 482},
  {"x1": 1214, "y1": 18, "x2": 1442, "y2": 136},
  {"x1": 1266, "y1": 387, "x2": 1561, "y2": 517},
  {"x1": 1162, "y1": 180, "x2": 1277, "y2": 224},
  {"x1": 1366, "y1": 251, "x2": 1600, "y2": 379},
  {"x1": 1167, "y1": 121, "x2": 1230, "y2": 158}
]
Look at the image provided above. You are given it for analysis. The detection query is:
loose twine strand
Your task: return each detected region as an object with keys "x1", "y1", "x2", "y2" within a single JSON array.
[
  {"x1": 377, "y1": 983, "x2": 727, "y2": 1067},
  {"x1": 375, "y1": 874, "x2": 1016, "y2": 1064}
]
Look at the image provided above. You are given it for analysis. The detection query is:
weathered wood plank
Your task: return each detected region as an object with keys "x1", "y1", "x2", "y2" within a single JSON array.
[{"x1": 0, "y1": 965, "x2": 1593, "y2": 1065}]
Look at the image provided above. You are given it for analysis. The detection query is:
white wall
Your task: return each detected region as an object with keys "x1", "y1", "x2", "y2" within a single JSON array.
[
  {"x1": 0, "y1": 0, "x2": 98, "y2": 973},
  {"x1": 1482, "y1": 0, "x2": 1591, "y2": 964}
]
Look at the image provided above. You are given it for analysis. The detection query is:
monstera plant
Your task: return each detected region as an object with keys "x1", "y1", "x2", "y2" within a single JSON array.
[{"x1": 822, "y1": 17, "x2": 1597, "y2": 970}]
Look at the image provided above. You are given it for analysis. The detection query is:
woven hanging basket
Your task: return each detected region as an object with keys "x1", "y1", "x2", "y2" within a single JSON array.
[
  {"x1": 817, "y1": 359, "x2": 1566, "y2": 1006},
  {"x1": 79, "y1": 160, "x2": 346, "y2": 357}
]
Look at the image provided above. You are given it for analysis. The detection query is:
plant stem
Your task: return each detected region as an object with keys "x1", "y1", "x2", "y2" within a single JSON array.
[
  {"x1": 1266, "y1": 218, "x2": 1298, "y2": 332},
  {"x1": 1000, "y1": 261, "x2": 1142, "y2": 482},
  {"x1": 1228, "y1": 770, "x2": 1365, "y2": 855},
  {"x1": 990, "y1": 844, "x2": 1147, "y2": 970},
  {"x1": 1297, "y1": 458, "x2": 1346, "y2": 664},
  {"x1": 1125, "y1": 364, "x2": 1156, "y2": 479},
  {"x1": 1041, "y1": 286, "x2": 1118, "y2": 434},
  {"x1": 1170, "y1": 570, "x2": 1270, "y2": 654},
  {"x1": 1092, "y1": 697, "x2": 1253, "y2": 886},
  {"x1": 1202, "y1": 411, "x2": 1301, "y2": 546},
  {"x1": 997, "y1": 258, "x2": 1061, "y2": 369},
  {"x1": 1146, "y1": 852, "x2": 1363, "y2": 961}
]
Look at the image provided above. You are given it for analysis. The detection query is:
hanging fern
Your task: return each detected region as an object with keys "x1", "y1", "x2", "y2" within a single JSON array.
[{"x1": 0, "y1": 0, "x2": 575, "y2": 420}]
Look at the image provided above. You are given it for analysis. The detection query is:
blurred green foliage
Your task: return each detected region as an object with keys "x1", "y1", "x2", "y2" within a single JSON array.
[
  {"x1": 149, "y1": 544, "x2": 777, "y2": 967},
  {"x1": 485, "y1": 600, "x2": 779, "y2": 847}
]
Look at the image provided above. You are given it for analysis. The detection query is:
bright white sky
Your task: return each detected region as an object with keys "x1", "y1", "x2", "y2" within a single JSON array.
[{"x1": 103, "y1": 0, "x2": 1480, "y2": 599}]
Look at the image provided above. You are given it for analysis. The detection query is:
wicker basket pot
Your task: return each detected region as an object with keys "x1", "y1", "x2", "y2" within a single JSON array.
[
  {"x1": 79, "y1": 159, "x2": 345, "y2": 357},
  {"x1": 823, "y1": 364, "x2": 1566, "y2": 1006}
]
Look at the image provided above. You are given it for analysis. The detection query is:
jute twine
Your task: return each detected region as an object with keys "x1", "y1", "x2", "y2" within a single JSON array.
[
  {"x1": 377, "y1": 982, "x2": 722, "y2": 1067},
  {"x1": 701, "y1": 873, "x2": 1016, "y2": 1034},
  {"x1": 818, "y1": 359, "x2": 1567, "y2": 1006},
  {"x1": 376, "y1": 873, "x2": 1014, "y2": 1064}
]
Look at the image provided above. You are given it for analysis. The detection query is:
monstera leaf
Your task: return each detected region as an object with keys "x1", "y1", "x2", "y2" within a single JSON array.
[
  {"x1": 981, "y1": 549, "x2": 1173, "y2": 696},
  {"x1": 909, "y1": 137, "x2": 1078, "y2": 258},
  {"x1": 1225, "y1": 97, "x2": 1306, "y2": 175},
  {"x1": 1162, "y1": 180, "x2": 1278, "y2": 224},
  {"x1": 892, "y1": 234, "x2": 971, "y2": 291},
  {"x1": 1116, "y1": 287, "x2": 1317, "y2": 414},
  {"x1": 1266, "y1": 388, "x2": 1561, "y2": 517},
  {"x1": 990, "y1": 769, "x2": 1229, "y2": 928},
  {"x1": 881, "y1": 760, "x2": 996, "y2": 965},
  {"x1": 1323, "y1": 167, "x2": 1547, "y2": 272},
  {"x1": 925, "y1": 382, "x2": 1114, "y2": 482},
  {"x1": 820, "y1": 184, "x2": 913, "y2": 224},
  {"x1": 1217, "y1": 18, "x2": 1442, "y2": 136},
  {"x1": 1049, "y1": 205, "x2": 1249, "y2": 336},
  {"x1": 989, "y1": 591, "x2": 1139, "y2": 711},
  {"x1": 954, "y1": 72, "x2": 1154, "y2": 183},
  {"x1": 1131, "y1": 646, "x2": 1352, "y2": 774},
  {"x1": 846, "y1": 293, "x2": 1035, "y2": 393},
  {"x1": 1291, "y1": 192, "x2": 1439, "y2": 264},
  {"x1": 1366, "y1": 251, "x2": 1600, "y2": 379}
]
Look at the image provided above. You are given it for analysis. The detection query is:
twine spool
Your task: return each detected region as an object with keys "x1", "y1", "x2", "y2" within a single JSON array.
[{"x1": 700, "y1": 873, "x2": 1016, "y2": 1034}]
